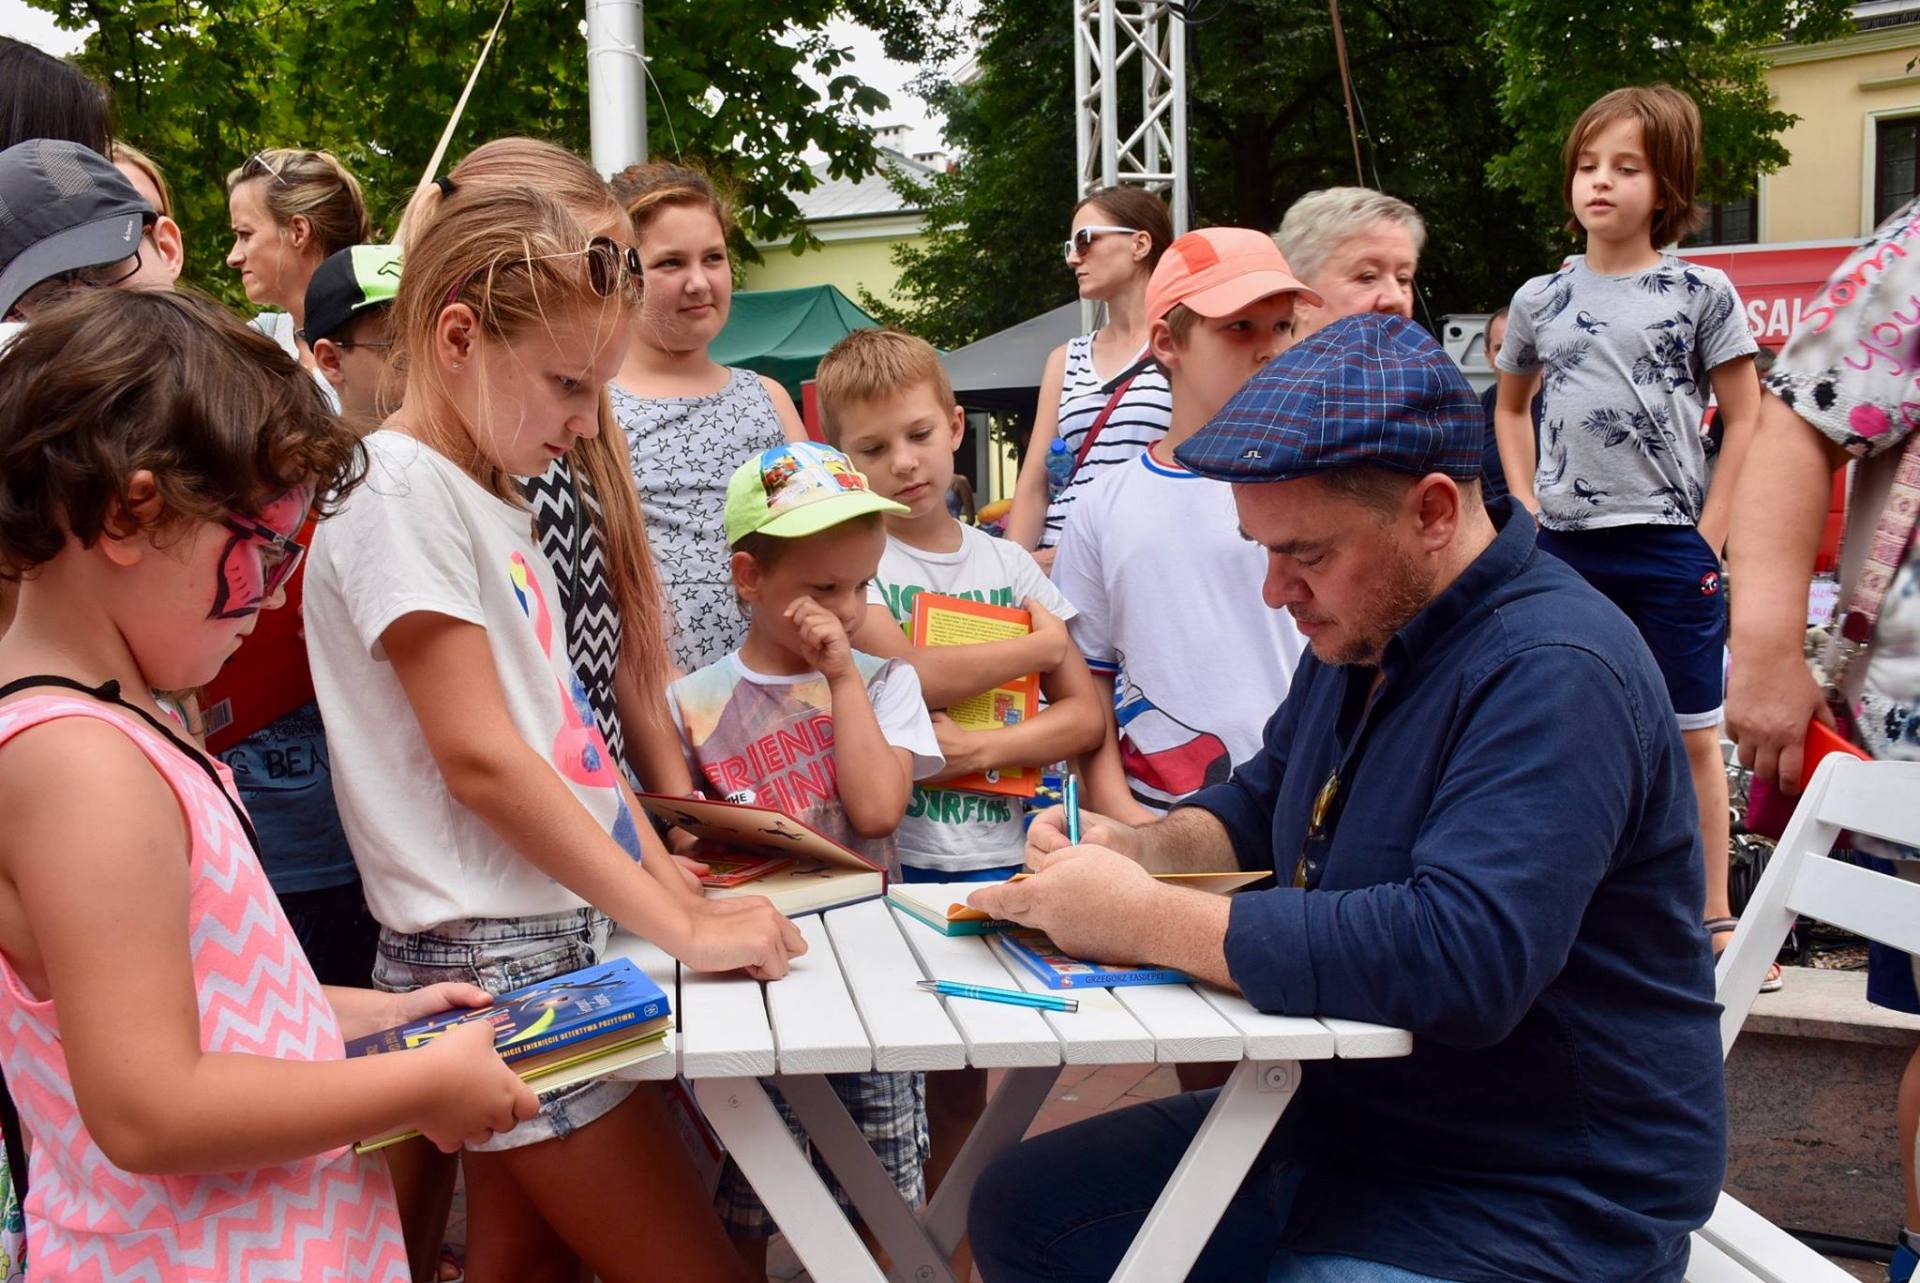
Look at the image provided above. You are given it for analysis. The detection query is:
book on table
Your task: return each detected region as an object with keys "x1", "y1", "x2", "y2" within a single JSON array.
[
  {"x1": 635, "y1": 792, "x2": 885, "y2": 916},
  {"x1": 908, "y1": 591, "x2": 1041, "y2": 798},
  {"x1": 890, "y1": 870, "x2": 1268, "y2": 937},
  {"x1": 345, "y1": 957, "x2": 672, "y2": 1152},
  {"x1": 989, "y1": 928, "x2": 1190, "y2": 989}
]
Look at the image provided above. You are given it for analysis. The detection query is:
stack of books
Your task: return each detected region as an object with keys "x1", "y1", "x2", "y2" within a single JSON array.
[{"x1": 346, "y1": 957, "x2": 672, "y2": 1151}]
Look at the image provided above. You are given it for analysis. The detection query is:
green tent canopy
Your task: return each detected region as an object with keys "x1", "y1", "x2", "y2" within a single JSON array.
[{"x1": 711, "y1": 285, "x2": 880, "y2": 403}]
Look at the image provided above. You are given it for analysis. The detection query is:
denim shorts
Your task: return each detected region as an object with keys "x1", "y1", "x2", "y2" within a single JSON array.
[{"x1": 370, "y1": 907, "x2": 635, "y2": 1152}]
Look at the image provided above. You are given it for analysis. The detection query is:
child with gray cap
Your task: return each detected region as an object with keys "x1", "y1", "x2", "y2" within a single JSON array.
[{"x1": 0, "y1": 138, "x2": 180, "y2": 324}]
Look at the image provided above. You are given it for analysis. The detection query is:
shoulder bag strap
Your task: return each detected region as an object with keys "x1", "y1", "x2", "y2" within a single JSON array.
[
  {"x1": 1823, "y1": 434, "x2": 1920, "y2": 706},
  {"x1": 1072, "y1": 355, "x2": 1155, "y2": 471}
]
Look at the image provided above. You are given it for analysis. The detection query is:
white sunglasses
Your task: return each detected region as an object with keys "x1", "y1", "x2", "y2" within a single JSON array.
[{"x1": 1063, "y1": 225, "x2": 1141, "y2": 260}]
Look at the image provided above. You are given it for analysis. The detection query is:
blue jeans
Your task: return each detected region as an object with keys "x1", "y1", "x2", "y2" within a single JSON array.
[{"x1": 969, "y1": 1088, "x2": 1458, "y2": 1283}]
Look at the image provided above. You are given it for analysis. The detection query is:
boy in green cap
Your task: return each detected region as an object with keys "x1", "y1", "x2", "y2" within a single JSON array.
[{"x1": 663, "y1": 440, "x2": 944, "y2": 1271}]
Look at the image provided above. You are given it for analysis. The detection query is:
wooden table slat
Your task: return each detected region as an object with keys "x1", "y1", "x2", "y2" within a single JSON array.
[
  {"x1": 1319, "y1": 1017, "x2": 1415, "y2": 1059},
  {"x1": 1193, "y1": 989, "x2": 1337, "y2": 1060},
  {"x1": 767, "y1": 914, "x2": 874, "y2": 1075},
  {"x1": 823, "y1": 899, "x2": 968, "y2": 1072},
  {"x1": 889, "y1": 909, "x2": 1060, "y2": 1069},
  {"x1": 1111, "y1": 982, "x2": 1245, "y2": 1063},
  {"x1": 679, "y1": 964, "x2": 777, "y2": 1079},
  {"x1": 981, "y1": 932, "x2": 1158, "y2": 1064}
]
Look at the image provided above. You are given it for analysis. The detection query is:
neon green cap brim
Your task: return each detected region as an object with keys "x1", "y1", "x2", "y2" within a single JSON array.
[{"x1": 728, "y1": 489, "x2": 907, "y2": 545}]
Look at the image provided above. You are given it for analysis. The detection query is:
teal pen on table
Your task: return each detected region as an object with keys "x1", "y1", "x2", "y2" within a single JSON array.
[{"x1": 915, "y1": 979, "x2": 1079, "y2": 1013}]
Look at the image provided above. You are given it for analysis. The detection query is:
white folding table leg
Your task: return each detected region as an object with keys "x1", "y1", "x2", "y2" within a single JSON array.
[
  {"x1": 779, "y1": 1072, "x2": 955, "y2": 1283},
  {"x1": 1108, "y1": 1059, "x2": 1299, "y2": 1283},
  {"x1": 920, "y1": 1064, "x2": 1062, "y2": 1256},
  {"x1": 692, "y1": 1076, "x2": 888, "y2": 1283}
]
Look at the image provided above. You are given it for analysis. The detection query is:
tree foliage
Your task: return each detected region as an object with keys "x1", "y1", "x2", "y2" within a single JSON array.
[
  {"x1": 873, "y1": 0, "x2": 1855, "y2": 349},
  {"x1": 28, "y1": 0, "x2": 958, "y2": 304},
  {"x1": 1488, "y1": 0, "x2": 1853, "y2": 227}
]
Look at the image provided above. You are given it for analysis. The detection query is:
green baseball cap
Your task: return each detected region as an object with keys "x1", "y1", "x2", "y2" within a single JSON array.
[
  {"x1": 301, "y1": 243, "x2": 403, "y2": 345},
  {"x1": 724, "y1": 441, "x2": 907, "y2": 545}
]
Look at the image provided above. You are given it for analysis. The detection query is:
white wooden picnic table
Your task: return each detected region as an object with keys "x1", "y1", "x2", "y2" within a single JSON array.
[{"x1": 606, "y1": 901, "x2": 1412, "y2": 1283}]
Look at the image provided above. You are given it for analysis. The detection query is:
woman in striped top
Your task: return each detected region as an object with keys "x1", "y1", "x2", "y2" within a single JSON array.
[{"x1": 1006, "y1": 186, "x2": 1175, "y2": 569}]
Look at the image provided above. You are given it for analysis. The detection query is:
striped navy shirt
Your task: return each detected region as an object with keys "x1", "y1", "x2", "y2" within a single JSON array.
[{"x1": 1041, "y1": 334, "x2": 1172, "y2": 548}]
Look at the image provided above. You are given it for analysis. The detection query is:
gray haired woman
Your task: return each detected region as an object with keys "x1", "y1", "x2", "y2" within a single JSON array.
[{"x1": 1276, "y1": 186, "x2": 1425, "y2": 340}]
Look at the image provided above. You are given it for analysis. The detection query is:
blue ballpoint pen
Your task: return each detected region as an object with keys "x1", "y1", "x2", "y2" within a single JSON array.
[
  {"x1": 1064, "y1": 769, "x2": 1082, "y2": 844},
  {"x1": 916, "y1": 979, "x2": 1079, "y2": 1013}
]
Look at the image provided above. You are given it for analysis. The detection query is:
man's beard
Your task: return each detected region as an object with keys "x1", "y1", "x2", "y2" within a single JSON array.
[{"x1": 1310, "y1": 544, "x2": 1435, "y2": 667}]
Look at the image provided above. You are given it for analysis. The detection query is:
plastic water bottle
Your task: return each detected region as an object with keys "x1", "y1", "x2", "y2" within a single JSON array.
[{"x1": 1044, "y1": 438, "x2": 1074, "y2": 498}]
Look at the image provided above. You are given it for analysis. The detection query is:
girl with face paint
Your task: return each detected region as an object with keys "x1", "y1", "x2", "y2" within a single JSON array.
[{"x1": 0, "y1": 289, "x2": 539, "y2": 1279}]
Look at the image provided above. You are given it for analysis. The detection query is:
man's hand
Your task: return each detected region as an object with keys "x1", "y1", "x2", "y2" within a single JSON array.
[
  {"x1": 1727, "y1": 643, "x2": 1831, "y2": 794},
  {"x1": 786, "y1": 598, "x2": 855, "y2": 682},
  {"x1": 966, "y1": 845, "x2": 1160, "y2": 963},
  {"x1": 1025, "y1": 803, "x2": 1142, "y2": 865}
]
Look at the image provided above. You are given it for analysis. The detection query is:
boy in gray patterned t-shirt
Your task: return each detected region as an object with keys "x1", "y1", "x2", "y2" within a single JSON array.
[{"x1": 1493, "y1": 84, "x2": 1764, "y2": 981}]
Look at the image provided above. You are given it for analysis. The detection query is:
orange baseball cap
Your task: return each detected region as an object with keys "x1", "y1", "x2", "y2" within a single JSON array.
[{"x1": 1145, "y1": 226, "x2": 1323, "y2": 325}]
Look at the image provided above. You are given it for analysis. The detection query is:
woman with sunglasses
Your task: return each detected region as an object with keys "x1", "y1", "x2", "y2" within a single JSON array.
[
  {"x1": 1004, "y1": 185, "x2": 1175, "y2": 570},
  {"x1": 225, "y1": 147, "x2": 369, "y2": 383},
  {"x1": 304, "y1": 167, "x2": 799, "y2": 1283}
]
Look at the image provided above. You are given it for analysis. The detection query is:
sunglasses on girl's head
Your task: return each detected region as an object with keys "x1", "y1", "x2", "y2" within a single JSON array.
[
  {"x1": 1063, "y1": 225, "x2": 1141, "y2": 260},
  {"x1": 442, "y1": 236, "x2": 643, "y2": 308},
  {"x1": 238, "y1": 150, "x2": 291, "y2": 186},
  {"x1": 221, "y1": 511, "x2": 307, "y2": 599}
]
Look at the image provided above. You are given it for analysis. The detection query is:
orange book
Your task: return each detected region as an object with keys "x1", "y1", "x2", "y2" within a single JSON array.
[{"x1": 909, "y1": 592, "x2": 1041, "y2": 799}]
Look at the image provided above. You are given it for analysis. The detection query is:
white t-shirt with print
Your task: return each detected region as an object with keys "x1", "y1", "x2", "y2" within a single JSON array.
[
  {"x1": 668, "y1": 650, "x2": 943, "y2": 876},
  {"x1": 868, "y1": 525, "x2": 1077, "y2": 872},
  {"x1": 305, "y1": 431, "x2": 646, "y2": 934},
  {"x1": 1052, "y1": 451, "x2": 1307, "y2": 814}
]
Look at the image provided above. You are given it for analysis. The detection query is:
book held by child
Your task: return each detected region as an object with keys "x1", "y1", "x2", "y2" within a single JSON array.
[{"x1": 346, "y1": 958, "x2": 673, "y2": 1150}]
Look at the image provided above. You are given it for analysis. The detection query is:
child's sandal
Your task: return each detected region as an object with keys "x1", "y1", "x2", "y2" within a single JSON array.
[{"x1": 1706, "y1": 916, "x2": 1783, "y2": 993}]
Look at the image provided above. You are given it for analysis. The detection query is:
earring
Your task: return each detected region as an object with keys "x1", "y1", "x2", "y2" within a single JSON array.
[{"x1": 451, "y1": 361, "x2": 464, "y2": 370}]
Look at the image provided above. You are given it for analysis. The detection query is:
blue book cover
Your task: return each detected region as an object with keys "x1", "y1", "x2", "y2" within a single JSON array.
[
  {"x1": 994, "y1": 929, "x2": 1189, "y2": 990},
  {"x1": 344, "y1": 958, "x2": 670, "y2": 1068}
]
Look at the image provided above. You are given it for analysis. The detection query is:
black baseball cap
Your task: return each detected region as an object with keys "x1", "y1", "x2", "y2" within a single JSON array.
[
  {"x1": 301, "y1": 244, "x2": 403, "y2": 345},
  {"x1": 0, "y1": 139, "x2": 152, "y2": 318}
]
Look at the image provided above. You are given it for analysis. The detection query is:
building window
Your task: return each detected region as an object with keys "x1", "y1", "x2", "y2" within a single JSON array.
[
  {"x1": 1876, "y1": 116, "x2": 1920, "y2": 227},
  {"x1": 1684, "y1": 189, "x2": 1758, "y2": 247}
]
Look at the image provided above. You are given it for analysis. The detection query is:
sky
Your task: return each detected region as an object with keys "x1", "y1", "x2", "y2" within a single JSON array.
[{"x1": 0, "y1": 3, "x2": 952, "y2": 157}]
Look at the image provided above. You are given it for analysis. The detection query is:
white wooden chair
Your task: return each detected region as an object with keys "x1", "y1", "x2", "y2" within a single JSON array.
[{"x1": 1688, "y1": 755, "x2": 1920, "y2": 1282}]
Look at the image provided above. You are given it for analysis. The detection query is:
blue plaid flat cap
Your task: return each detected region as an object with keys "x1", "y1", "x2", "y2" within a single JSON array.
[{"x1": 1174, "y1": 313, "x2": 1484, "y2": 483}]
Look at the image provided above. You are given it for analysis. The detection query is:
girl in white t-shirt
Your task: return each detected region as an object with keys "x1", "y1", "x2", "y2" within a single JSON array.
[{"x1": 304, "y1": 176, "x2": 801, "y2": 1283}]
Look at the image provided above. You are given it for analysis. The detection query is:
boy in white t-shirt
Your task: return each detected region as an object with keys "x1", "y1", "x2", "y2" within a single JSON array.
[
  {"x1": 662, "y1": 441, "x2": 944, "y2": 1274},
  {"x1": 1053, "y1": 227, "x2": 1317, "y2": 822},
  {"x1": 824, "y1": 328, "x2": 1107, "y2": 1254}
]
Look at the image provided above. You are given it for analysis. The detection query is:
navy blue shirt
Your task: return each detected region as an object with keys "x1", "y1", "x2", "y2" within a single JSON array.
[{"x1": 1190, "y1": 501, "x2": 1725, "y2": 1283}]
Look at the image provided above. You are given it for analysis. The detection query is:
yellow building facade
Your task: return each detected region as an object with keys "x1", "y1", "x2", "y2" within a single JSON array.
[
  {"x1": 1761, "y1": 14, "x2": 1920, "y2": 242},
  {"x1": 742, "y1": 221, "x2": 929, "y2": 310}
]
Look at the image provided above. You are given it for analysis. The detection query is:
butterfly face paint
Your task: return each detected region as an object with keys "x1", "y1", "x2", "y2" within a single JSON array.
[{"x1": 209, "y1": 488, "x2": 310, "y2": 620}]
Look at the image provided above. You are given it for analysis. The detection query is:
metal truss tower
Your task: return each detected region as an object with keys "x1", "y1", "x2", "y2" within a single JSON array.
[{"x1": 1072, "y1": 0, "x2": 1191, "y2": 235}]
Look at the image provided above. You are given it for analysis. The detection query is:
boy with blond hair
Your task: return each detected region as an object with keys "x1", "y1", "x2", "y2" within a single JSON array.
[
  {"x1": 821, "y1": 326, "x2": 1107, "y2": 1233},
  {"x1": 1494, "y1": 84, "x2": 1764, "y2": 979}
]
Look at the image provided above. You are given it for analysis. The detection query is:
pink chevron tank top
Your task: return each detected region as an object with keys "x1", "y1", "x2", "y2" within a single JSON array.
[{"x1": 0, "y1": 695, "x2": 408, "y2": 1281}]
